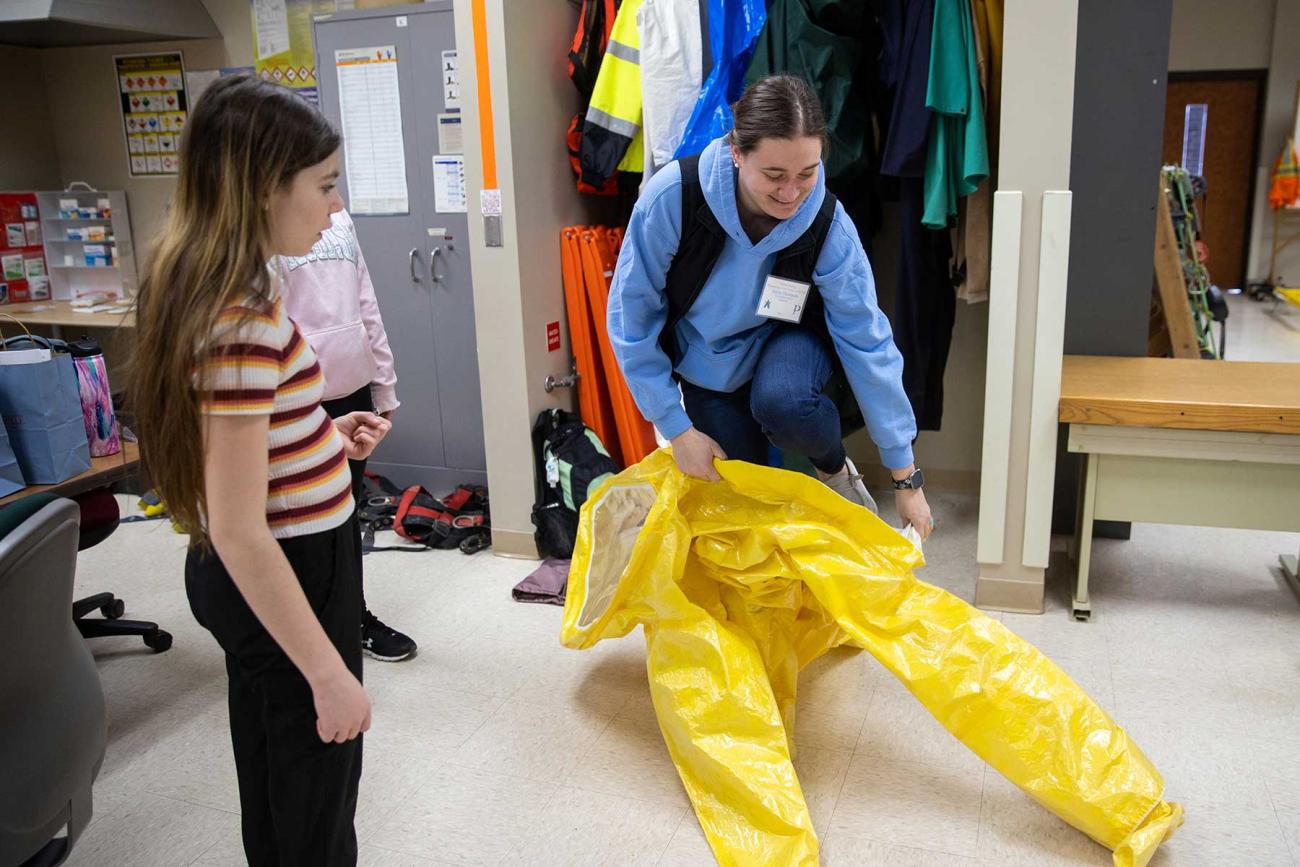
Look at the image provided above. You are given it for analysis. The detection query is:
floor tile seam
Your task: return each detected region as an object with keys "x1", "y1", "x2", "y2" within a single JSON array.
[
  {"x1": 366, "y1": 773, "x2": 564, "y2": 864},
  {"x1": 499, "y1": 670, "x2": 639, "y2": 718},
  {"x1": 418, "y1": 669, "x2": 520, "y2": 702},
  {"x1": 357, "y1": 834, "x2": 476, "y2": 867},
  {"x1": 558, "y1": 708, "x2": 622, "y2": 772},
  {"x1": 974, "y1": 757, "x2": 991, "y2": 856},
  {"x1": 1265, "y1": 777, "x2": 1300, "y2": 817},
  {"x1": 1109, "y1": 709, "x2": 1266, "y2": 745},
  {"x1": 362, "y1": 840, "x2": 463, "y2": 867},
  {"x1": 1269, "y1": 800, "x2": 1300, "y2": 865},
  {"x1": 374, "y1": 681, "x2": 515, "y2": 721},
  {"x1": 653, "y1": 810, "x2": 696, "y2": 867},
  {"x1": 356, "y1": 771, "x2": 434, "y2": 847},
  {"x1": 838, "y1": 753, "x2": 987, "y2": 786},
  {"x1": 817, "y1": 742, "x2": 858, "y2": 852},
  {"x1": 559, "y1": 774, "x2": 691, "y2": 815},
  {"x1": 848, "y1": 736, "x2": 988, "y2": 777},
  {"x1": 820, "y1": 824, "x2": 979, "y2": 860},
  {"x1": 823, "y1": 827, "x2": 987, "y2": 862},
  {"x1": 435, "y1": 746, "x2": 581, "y2": 787},
  {"x1": 190, "y1": 827, "x2": 240, "y2": 867},
  {"x1": 1092, "y1": 610, "x2": 1117, "y2": 712},
  {"x1": 137, "y1": 787, "x2": 243, "y2": 818},
  {"x1": 493, "y1": 782, "x2": 601, "y2": 865},
  {"x1": 847, "y1": 681, "x2": 880, "y2": 756},
  {"x1": 562, "y1": 781, "x2": 691, "y2": 862}
]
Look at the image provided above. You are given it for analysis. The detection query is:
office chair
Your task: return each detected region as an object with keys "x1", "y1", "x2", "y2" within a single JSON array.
[
  {"x1": 0, "y1": 495, "x2": 108, "y2": 867},
  {"x1": 70, "y1": 489, "x2": 172, "y2": 653}
]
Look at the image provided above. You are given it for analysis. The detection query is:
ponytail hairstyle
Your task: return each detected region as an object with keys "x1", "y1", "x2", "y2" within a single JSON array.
[
  {"x1": 129, "y1": 76, "x2": 340, "y2": 538},
  {"x1": 728, "y1": 74, "x2": 828, "y2": 153}
]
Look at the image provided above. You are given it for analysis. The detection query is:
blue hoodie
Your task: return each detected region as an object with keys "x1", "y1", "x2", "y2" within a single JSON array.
[{"x1": 607, "y1": 136, "x2": 917, "y2": 469}]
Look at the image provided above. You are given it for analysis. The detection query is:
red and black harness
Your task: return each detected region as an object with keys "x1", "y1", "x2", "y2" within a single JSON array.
[{"x1": 359, "y1": 472, "x2": 490, "y2": 555}]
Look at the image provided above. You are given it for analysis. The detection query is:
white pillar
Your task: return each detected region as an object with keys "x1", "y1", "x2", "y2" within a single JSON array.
[
  {"x1": 454, "y1": 0, "x2": 592, "y2": 558},
  {"x1": 975, "y1": 0, "x2": 1080, "y2": 612}
]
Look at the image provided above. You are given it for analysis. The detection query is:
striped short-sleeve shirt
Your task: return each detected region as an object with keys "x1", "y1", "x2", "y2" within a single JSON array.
[{"x1": 199, "y1": 295, "x2": 354, "y2": 538}]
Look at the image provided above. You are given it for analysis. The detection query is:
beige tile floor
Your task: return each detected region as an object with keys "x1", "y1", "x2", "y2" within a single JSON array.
[
  {"x1": 62, "y1": 491, "x2": 1300, "y2": 866},
  {"x1": 1224, "y1": 291, "x2": 1300, "y2": 362}
]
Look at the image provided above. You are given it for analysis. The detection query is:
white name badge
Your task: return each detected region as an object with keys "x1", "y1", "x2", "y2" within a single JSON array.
[{"x1": 756, "y1": 275, "x2": 810, "y2": 323}]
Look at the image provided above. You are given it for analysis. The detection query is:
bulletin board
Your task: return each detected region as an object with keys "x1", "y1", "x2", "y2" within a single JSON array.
[
  {"x1": 114, "y1": 52, "x2": 189, "y2": 177},
  {"x1": 0, "y1": 193, "x2": 49, "y2": 305}
]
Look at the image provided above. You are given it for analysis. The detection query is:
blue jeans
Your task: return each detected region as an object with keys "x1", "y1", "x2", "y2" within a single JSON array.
[{"x1": 679, "y1": 326, "x2": 847, "y2": 474}]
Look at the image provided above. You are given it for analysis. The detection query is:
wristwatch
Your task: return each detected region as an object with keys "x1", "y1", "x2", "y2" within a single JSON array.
[{"x1": 891, "y1": 467, "x2": 925, "y2": 491}]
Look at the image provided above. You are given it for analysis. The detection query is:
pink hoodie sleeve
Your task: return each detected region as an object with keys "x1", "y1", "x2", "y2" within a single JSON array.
[{"x1": 355, "y1": 235, "x2": 401, "y2": 414}]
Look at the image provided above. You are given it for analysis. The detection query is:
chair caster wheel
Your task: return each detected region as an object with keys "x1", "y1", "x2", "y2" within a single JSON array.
[
  {"x1": 102, "y1": 599, "x2": 126, "y2": 620},
  {"x1": 145, "y1": 630, "x2": 173, "y2": 652}
]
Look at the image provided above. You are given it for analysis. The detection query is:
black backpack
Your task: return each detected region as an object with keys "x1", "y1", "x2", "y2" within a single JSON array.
[
  {"x1": 661, "y1": 154, "x2": 864, "y2": 434},
  {"x1": 531, "y1": 408, "x2": 618, "y2": 558}
]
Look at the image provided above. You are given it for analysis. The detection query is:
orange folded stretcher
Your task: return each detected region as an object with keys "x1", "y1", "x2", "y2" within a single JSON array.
[{"x1": 559, "y1": 225, "x2": 657, "y2": 467}]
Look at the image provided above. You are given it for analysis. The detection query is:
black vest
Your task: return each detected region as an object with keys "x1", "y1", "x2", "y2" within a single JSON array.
[
  {"x1": 658, "y1": 154, "x2": 863, "y2": 432},
  {"x1": 659, "y1": 154, "x2": 839, "y2": 362}
]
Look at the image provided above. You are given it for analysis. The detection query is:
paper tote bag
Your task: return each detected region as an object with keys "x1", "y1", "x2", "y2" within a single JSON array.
[
  {"x1": 0, "y1": 323, "x2": 92, "y2": 484},
  {"x1": 0, "y1": 421, "x2": 25, "y2": 497}
]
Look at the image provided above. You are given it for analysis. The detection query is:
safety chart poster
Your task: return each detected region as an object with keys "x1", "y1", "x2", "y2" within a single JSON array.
[
  {"x1": 335, "y1": 46, "x2": 409, "y2": 215},
  {"x1": 251, "y1": 0, "x2": 332, "y2": 105},
  {"x1": 115, "y1": 52, "x2": 188, "y2": 177},
  {"x1": 433, "y1": 156, "x2": 467, "y2": 213}
]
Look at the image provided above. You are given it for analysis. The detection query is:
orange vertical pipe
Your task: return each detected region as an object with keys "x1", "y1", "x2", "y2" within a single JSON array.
[{"x1": 470, "y1": 0, "x2": 497, "y2": 190}]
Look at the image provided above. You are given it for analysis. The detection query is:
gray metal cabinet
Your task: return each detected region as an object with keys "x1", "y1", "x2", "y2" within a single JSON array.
[{"x1": 314, "y1": 1, "x2": 485, "y2": 491}]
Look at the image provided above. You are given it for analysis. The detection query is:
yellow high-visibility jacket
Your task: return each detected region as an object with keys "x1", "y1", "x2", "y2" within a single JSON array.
[{"x1": 579, "y1": 0, "x2": 645, "y2": 187}]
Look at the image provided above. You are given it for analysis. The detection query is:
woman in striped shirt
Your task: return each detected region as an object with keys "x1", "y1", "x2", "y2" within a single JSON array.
[{"x1": 129, "y1": 76, "x2": 390, "y2": 866}]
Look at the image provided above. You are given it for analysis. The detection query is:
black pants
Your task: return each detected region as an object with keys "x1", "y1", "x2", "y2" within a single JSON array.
[
  {"x1": 895, "y1": 175, "x2": 956, "y2": 431},
  {"x1": 186, "y1": 517, "x2": 364, "y2": 867},
  {"x1": 321, "y1": 386, "x2": 372, "y2": 612},
  {"x1": 678, "y1": 326, "x2": 847, "y2": 474}
]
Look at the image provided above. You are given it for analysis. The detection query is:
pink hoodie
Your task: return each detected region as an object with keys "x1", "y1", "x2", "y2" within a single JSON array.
[{"x1": 279, "y1": 210, "x2": 399, "y2": 413}]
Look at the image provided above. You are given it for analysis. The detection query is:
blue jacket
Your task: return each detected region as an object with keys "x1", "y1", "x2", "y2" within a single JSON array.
[{"x1": 607, "y1": 136, "x2": 917, "y2": 469}]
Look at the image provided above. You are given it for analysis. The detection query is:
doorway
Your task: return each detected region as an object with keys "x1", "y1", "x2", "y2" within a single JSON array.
[{"x1": 1161, "y1": 71, "x2": 1266, "y2": 291}]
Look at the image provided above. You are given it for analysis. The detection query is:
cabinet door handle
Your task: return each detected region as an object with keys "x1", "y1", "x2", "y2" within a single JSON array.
[
  {"x1": 408, "y1": 247, "x2": 422, "y2": 283},
  {"x1": 429, "y1": 246, "x2": 443, "y2": 284}
]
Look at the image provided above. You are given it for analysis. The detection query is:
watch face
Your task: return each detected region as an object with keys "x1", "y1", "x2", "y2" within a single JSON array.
[{"x1": 911, "y1": 468, "x2": 925, "y2": 489}]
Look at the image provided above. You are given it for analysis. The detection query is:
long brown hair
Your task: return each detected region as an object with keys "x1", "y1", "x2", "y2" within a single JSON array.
[
  {"x1": 729, "y1": 74, "x2": 828, "y2": 153},
  {"x1": 129, "y1": 76, "x2": 339, "y2": 538}
]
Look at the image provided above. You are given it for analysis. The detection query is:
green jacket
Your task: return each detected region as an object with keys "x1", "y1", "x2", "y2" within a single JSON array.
[
  {"x1": 923, "y1": 0, "x2": 989, "y2": 228},
  {"x1": 743, "y1": 0, "x2": 876, "y2": 189}
]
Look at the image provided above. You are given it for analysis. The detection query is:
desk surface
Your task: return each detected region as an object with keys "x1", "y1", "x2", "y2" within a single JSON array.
[
  {"x1": 0, "y1": 441, "x2": 140, "y2": 507},
  {"x1": 1060, "y1": 355, "x2": 1300, "y2": 434},
  {"x1": 0, "y1": 300, "x2": 135, "y2": 329}
]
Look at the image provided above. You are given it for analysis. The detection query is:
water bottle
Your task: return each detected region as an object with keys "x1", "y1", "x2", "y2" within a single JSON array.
[{"x1": 68, "y1": 336, "x2": 121, "y2": 457}]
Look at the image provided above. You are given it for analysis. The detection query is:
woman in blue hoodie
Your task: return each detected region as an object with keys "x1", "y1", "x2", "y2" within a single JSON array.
[{"x1": 608, "y1": 74, "x2": 934, "y2": 538}]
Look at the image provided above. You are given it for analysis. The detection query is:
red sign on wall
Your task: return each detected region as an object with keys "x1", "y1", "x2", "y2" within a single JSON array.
[{"x1": 546, "y1": 320, "x2": 561, "y2": 352}]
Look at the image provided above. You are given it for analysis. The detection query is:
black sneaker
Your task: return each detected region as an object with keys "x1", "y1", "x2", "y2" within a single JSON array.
[{"x1": 361, "y1": 610, "x2": 417, "y2": 662}]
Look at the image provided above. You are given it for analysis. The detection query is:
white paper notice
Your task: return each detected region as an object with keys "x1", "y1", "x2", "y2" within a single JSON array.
[
  {"x1": 441, "y1": 50, "x2": 461, "y2": 110},
  {"x1": 336, "y1": 46, "x2": 409, "y2": 215},
  {"x1": 437, "y1": 113, "x2": 463, "y2": 154},
  {"x1": 253, "y1": 0, "x2": 291, "y2": 60},
  {"x1": 185, "y1": 69, "x2": 221, "y2": 104},
  {"x1": 433, "y1": 157, "x2": 467, "y2": 213}
]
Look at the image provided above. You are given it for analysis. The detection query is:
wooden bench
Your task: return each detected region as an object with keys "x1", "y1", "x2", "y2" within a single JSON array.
[{"x1": 1059, "y1": 355, "x2": 1300, "y2": 620}]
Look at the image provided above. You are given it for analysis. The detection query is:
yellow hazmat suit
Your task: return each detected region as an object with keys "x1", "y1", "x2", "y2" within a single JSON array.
[{"x1": 560, "y1": 451, "x2": 1181, "y2": 866}]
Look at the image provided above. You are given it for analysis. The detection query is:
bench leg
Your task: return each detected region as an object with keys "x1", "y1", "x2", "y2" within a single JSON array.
[
  {"x1": 1072, "y1": 453, "x2": 1098, "y2": 621},
  {"x1": 1282, "y1": 548, "x2": 1300, "y2": 601}
]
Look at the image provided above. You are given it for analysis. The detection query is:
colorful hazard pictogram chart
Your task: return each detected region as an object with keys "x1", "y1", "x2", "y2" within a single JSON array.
[{"x1": 115, "y1": 52, "x2": 189, "y2": 177}]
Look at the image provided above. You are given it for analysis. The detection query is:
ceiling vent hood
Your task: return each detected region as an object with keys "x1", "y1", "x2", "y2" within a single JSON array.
[{"x1": 1, "y1": 0, "x2": 221, "y2": 48}]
